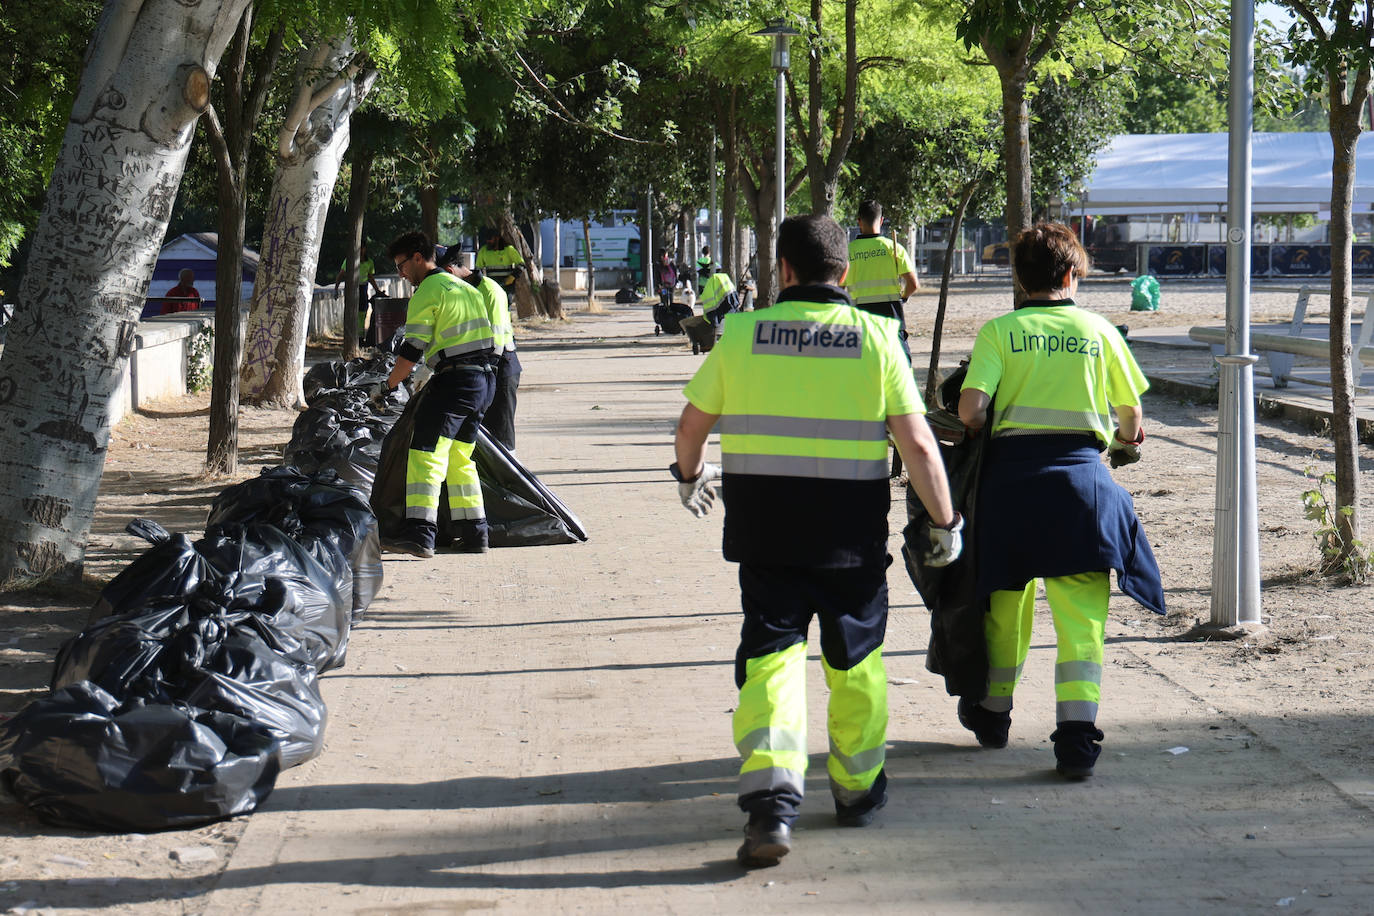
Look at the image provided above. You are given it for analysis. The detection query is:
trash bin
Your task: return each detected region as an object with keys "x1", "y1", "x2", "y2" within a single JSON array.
[
  {"x1": 1130, "y1": 274, "x2": 1161, "y2": 311},
  {"x1": 372, "y1": 297, "x2": 409, "y2": 344}
]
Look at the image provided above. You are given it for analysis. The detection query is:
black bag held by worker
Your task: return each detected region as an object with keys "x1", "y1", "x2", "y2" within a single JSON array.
[
  {"x1": 372, "y1": 384, "x2": 588, "y2": 547},
  {"x1": 900, "y1": 366, "x2": 990, "y2": 699},
  {"x1": 653, "y1": 301, "x2": 693, "y2": 335}
]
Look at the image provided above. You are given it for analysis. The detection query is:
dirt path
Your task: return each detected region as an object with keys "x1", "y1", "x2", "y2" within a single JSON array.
[{"x1": 2, "y1": 284, "x2": 1373, "y2": 914}]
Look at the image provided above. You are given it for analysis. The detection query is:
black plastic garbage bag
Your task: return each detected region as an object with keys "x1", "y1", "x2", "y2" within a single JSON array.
[
  {"x1": 182, "y1": 628, "x2": 326, "y2": 769},
  {"x1": 207, "y1": 467, "x2": 382, "y2": 621},
  {"x1": 901, "y1": 405, "x2": 989, "y2": 700},
  {"x1": 283, "y1": 407, "x2": 368, "y2": 471},
  {"x1": 371, "y1": 385, "x2": 588, "y2": 547},
  {"x1": 314, "y1": 439, "x2": 383, "y2": 501},
  {"x1": 0, "y1": 681, "x2": 280, "y2": 832},
  {"x1": 197, "y1": 524, "x2": 352, "y2": 672},
  {"x1": 303, "y1": 356, "x2": 399, "y2": 403},
  {"x1": 52, "y1": 601, "x2": 194, "y2": 701},
  {"x1": 92, "y1": 519, "x2": 220, "y2": 621}
]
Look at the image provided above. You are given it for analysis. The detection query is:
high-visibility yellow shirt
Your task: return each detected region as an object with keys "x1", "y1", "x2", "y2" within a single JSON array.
[
  {"x1": 844, "y1": 235, "x2": 912, "y2": 306},
  {"x1": 683, "y1": 284, "x2": 921, "y2": 567},
  {"x1": 476, "y1": 274, "x2": 515, "y2": 353},
  {"x1": 475, "y1": 245, "x2": 523, "y2": 269},
  {"x1": 398, "y1": 269, "x2": 496, "y2": 367},
  {"x1": 699, "y1": 271, "x2": 736, "y2": 314},
  {"x1": 961, "y1": 299, "x2": 1148, "y2": 446}
]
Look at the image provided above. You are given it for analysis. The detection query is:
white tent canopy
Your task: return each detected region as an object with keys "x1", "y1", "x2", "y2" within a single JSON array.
[{"x1": 1079, "y1": 132, "x2": 1374, "y2": 213}]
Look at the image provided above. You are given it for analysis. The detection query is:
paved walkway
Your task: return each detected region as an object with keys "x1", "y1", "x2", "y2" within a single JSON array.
[{"x1": 166, "y1": 301, "x2": 1374, "y2": 914}]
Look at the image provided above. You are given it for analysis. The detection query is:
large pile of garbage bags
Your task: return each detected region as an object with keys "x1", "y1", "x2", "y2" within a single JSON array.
[{"x1": 0, "y1": 354, "x2": 585, "y2": 831}]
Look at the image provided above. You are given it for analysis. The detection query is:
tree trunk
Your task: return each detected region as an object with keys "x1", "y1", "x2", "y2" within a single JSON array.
[
  {"x1": 740, "y1": 163, "x2": 778, "y2": 307},
  {"x1": 721, "y1": 89, "x2": 740, "y2": 280},
  {"x1": 926, "y1": 180, "x2": 978, "y2": 405},
  {"x1": 1327, "y1": 86, "x2": 1364, "y2": 569},
  {"x1": 341, "y1": 140, "x2": 372, "y2": 359},
  {"x1": 240, "y1": 36, "x2": 375, "y2": 408},
  {"x1": 0, "y1": 0, "x2": 248, "y2": 588},
  {"x1": 582, "y1": 216, "x2": 596, "y2": 305},
  {"x1": 419, "y1": 184, "x2": 439, "y2": 241},
  {"x1": 800, "y1": 0, "x2": 858, "y2": 217}
]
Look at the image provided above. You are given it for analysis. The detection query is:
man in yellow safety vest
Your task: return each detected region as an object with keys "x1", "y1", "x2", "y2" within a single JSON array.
[
  {"x1": 672, "y1": 214, "x2": 962, "y2": 869},
  {"x1": 844, "y1": 199, "x2": 920, "y2": 361}
]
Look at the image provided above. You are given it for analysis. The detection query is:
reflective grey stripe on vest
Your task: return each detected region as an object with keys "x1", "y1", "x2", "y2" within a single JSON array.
[
  {"x1": 449, "y1": 505, "x2": 486, "y2": 520},
  {"x1": 738, "y1": 766, "x2": 805, "y2": 799},
  {"x1": 751, "y1": 320, "x2": 864, "y2": 358},
  {"x1": 718, "y1": 415, "x2": 887, "y2": 443},
  {"x1": 405, "y1": 505, "x2": 438, "y2": 522},
  {"x1": 430, "y1": 339, "x2": 496, "y2": 363},
  {"x1": 406, "y1": 482, "x2": 441, "y2": 500},
  {"x1": 1057, "y1": 699, "x2": 1098, "y2": 722},
  {"x1": 737, "y1": 726, "x2": 806, "y2": 758},
  {"x1": 993, "y1": 404, "x2": 1109, "y2": 431},
  {"x1": 1055, "y1": 660, "x2": 1102, "y2": 685},
  {"x1": 404, "y1": 322, "x2": 434, "y2": 338},
  {"x1": 828, "y1": 738, "x2": 885, "y2": 777},
  {"x1": 439, "y1": 318, "x2": 493, "y2": 339},
  {"x1": 723, "y1": 453, "x2": 888, "y2": 480}
]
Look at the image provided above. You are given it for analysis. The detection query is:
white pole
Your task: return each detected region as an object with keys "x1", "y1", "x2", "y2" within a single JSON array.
[
  {"x1": 553, "y1": 213, "x2": 562, "y2": 289},
  {"x1": 1211, "y1": 0, "x2": 1262, "y2": 628},
  {"x1": 775, "y1": 65, "x2": 786, "y2": 229},
  {"x1": 710, "y1": 129, "x2": 718, "y2": 269}
]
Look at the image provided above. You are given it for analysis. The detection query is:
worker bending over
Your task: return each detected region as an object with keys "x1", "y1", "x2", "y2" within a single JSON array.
[
  {"x1": 672, "y1": 214, "x2": 962, "y2": 869},
  {"x1": 373, "y1": 231, "x2": 497, "y2": 557}
]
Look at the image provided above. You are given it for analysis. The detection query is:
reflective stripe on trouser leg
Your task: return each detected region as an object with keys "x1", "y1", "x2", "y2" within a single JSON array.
[
  {"x1": 444, "y1": 437, "x2": 484, "y2": 521},
  {"x1": 734, "y1": 641, "x2": 807, "y2": 811},
  {"x1": 983, "y1": 581, "x2": 1036, "y2": 713},
  {"x1": 822, "y1": 646, "x2": 887, "y2": 805},
  {"x1": 405, "y1": 438, "x2": 451, "y2": 524},
  {"x1": 1045, "y1": 571, "x2": 1109, "y2": 723}
]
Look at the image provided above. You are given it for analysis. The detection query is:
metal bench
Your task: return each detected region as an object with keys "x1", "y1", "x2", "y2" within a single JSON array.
[{"x1": 1188, "y1": 285, "x2": 1374, "y2": 387}]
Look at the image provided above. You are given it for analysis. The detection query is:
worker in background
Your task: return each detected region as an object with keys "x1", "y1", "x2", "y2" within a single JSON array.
[
  {"x1": 373, "y1": 231, "x2": 497, "y2": 557},
  {"x1": 672, "y1": 214, "x2": 963, "y2": 869},
  {"x1": 335, "y1": 242, "x2": 386, "y2": 346},
  {"x1": 844, "y1": 200, "x2": 919, "y2": 362},
  {"x1": 438, "y1": 245, "x2": 522, "y2": 452},
  {"x1": 475, "y1": 229, "x2": 526, "y2": 292},
  {"x1": 696, "y1": 245, "x2": 712, "y2": 292},
  {"x1": 697, "y1": 263, "x2": 738, "y2": 326},
  {"x1": 957, "y1": 221, "x2": 1165, "y2": 779}
]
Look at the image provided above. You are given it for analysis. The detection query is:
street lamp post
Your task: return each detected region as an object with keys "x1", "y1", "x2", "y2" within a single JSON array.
[{"x1": 753, "y1": 18, "x2": 799, "y2": 230}]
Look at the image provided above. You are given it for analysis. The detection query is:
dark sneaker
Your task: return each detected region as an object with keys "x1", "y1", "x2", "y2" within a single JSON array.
[
  {"x1": 736, "y1": 817, "x2": 791, "y2": 868},
  {"x1": 1051, "y1": 721, "x2": 1105, "y2": 779},
  {"x1": 380, "y1": 536, "x2": 434, "y2": 559},
  {"x1": 447, "y1": 535, "x2": 489, "y2": 554},
  {"x1": 958, "y1": 697, "x2": 1011, "y2": 749},
  {"x1": 835, "y1": 790, "x2": 887, "y2": 828}
]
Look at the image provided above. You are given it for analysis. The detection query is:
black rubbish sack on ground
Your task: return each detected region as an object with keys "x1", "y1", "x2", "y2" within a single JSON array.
[
  {"x1": 207, "y1": 467, "x2": 382, "y2": 622},
  {"x1": 302, "y1": 356, "x2": 399, "y2": 403},
  {"x1": 91, "y1": 520, "x2": 221, "y2": 622},
  {"x1": 52, "y1": 582, "x2": 326, "y2": 770},
  {"x1": 0, "y1": 681, "x2": 280, "y2": 832},
  {"x1": 901, "y1": 405, "x2": 989, "y2": 700},
  {"x1": 371, "y1": 384, "x2": 588, "y2": 547},
  {"x1": 197, "y1": 523, "x2": 352, "y2": 672}
]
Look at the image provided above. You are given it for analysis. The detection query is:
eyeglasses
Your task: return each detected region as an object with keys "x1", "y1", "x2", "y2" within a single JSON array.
[{"x1": 393, "y1": 253, "x2": 412, "y2": 270}]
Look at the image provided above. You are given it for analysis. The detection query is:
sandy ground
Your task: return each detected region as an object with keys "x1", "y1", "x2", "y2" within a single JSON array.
[{"x1": 2, "y1": 276, "x2": 1373, "y2": 914}]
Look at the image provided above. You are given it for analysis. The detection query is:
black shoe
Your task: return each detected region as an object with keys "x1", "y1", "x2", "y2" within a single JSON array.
[
  {"x1": 1052, "y1": 721, "x2": 1105, "y2": 779},
  {"x1": 380, "y1": 536, "x2": 434, "y2": 559},
  {"x1": 835, "y1": 790, "x2": 887, "y2": 828},
  {"x1": 958, "y1": 697, "x2": 1011, "y2": 749},
  {"x1": 447, "y1": 536, "x2": 489, "y2": 554},
  {"x1": 736, "y1": 818, "x2": 791, "y2": 868}
]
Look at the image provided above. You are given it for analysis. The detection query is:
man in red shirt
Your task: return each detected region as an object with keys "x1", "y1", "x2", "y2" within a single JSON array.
[{"x1": 162, "y1": 269, "x2": 201, "y2": 314}]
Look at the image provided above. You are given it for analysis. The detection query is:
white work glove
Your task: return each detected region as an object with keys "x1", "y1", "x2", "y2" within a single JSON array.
[
  {"x1": 923, "y1": 512, "x2": 964, "y2": 567},
  {"x1": 1108, "y1": 428, "x2": 1144, "y2": 468},
  {"x1": 674, "y1": 462, "x2": 721, "y2": 517},
  {"x1": 368, "y1": 380, "x2": 393, "y2": 408}
]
